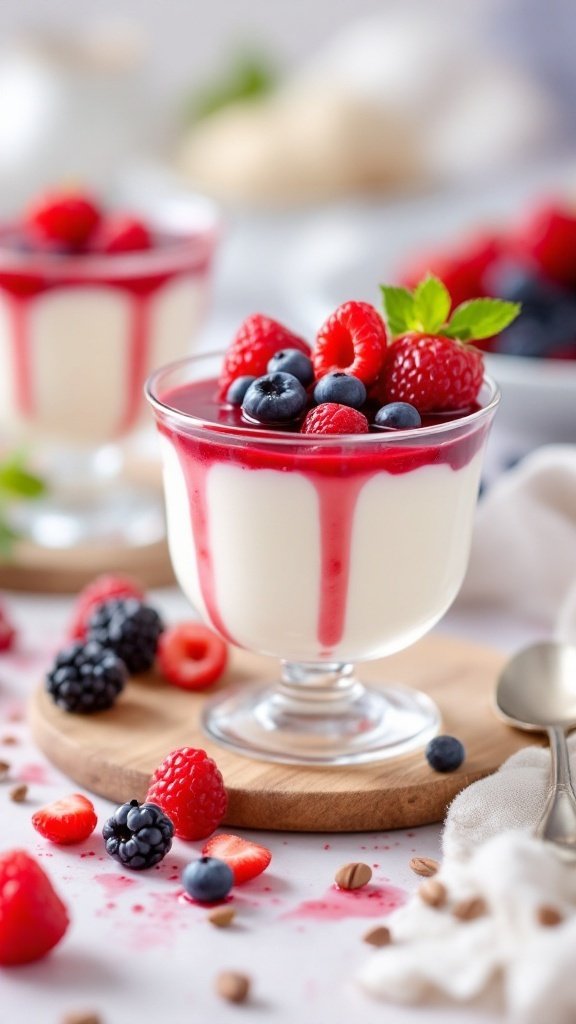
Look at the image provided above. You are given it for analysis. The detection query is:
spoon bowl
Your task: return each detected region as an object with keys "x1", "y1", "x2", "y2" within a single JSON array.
[{"x1": 496, "y1": 642, "x2": 576, "y2": 731}]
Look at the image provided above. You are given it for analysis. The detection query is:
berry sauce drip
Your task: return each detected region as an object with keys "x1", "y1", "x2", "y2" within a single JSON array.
[{"x1": 160, "y1": 379, "x2": 487, "y2": 653}]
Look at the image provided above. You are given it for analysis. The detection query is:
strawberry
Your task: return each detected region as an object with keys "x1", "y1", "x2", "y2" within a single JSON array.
[
  {"x1": 0, "y1": 850, "x2": 69, "y2": 964},
  {"x1": 218, "y1": 314, "x2": 310, "y2": 399},
  {"x1": 510, "y1": 202, "x2": 576, "y2": 287},
  {"x1": 400, "y1": 234, "x2": 502, "y2": 309},
  {"x1": 32, "y1": 793, "x2": 97, "y2": 845},
  {"x1": 301, "y1": 403, "x2": 369, "y2": 435},
  {"x1": 0, "y1": 604, "x2": 16, "y2": 652},
  {"x1": 157, "y1": 623, "x2": 228, "y2": 691},
  {"x1": 313, "y1": 301, "x2": 387, "y2": 385},
  {"x1": 202, "y1": 833, "x2": 271, "y2": 885},
  {"x1": 146, "y1": 747, "x2": 227, "y2": 841},
  {"x1": 94, "y1": 215, "x2": 152, "y2": 254},
  {"x1": 25, "y1": 189, "x2": 101, "y2": 248},
  {"x1": 68, "y1": 574, "x2": 145, "y2": 641}
]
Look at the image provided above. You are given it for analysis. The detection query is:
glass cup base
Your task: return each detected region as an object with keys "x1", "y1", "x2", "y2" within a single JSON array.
[{"x1": 202, "y1": 663, "x2": 441, "y2": 766}]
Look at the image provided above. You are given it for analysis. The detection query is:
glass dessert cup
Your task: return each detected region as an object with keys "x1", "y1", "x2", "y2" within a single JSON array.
[
  {"x1": 0, "y1": 195, "x2": 218, "y2": 549},
  {"x1": 146, "y1": 353, "x2": 500, "y2": 766}
]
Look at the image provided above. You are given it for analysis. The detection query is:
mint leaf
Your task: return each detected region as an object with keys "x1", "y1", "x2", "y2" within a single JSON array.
[
  {"x1": 445, "y1": 299, "x2": 521, "y2": 341},
  {"x1": 413, "y1": 275, "x2": 451, "y2": 334},
  {"x1": 0, "y1": 457, "x2": 45, "y2": 500},
  {"x1": 380, "y1": 285, "x2": 418, "y2": 337},
  {"x1": 186, "y1": 52, "x2": 277, "y2": 123}
]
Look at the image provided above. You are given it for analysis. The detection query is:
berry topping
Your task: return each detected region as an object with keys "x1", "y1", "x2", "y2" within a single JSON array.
[
  {"x1": 0, "y1": 603, "x2": 16, "y2": 652},
  {"x1": 158, "y1": 623, "x2": 228, "y2": 691},
  {"x1": 242, "y1": 372, "x2": 307, "y2": 424},
  {"x1": 0, "y1": 849, "x2": 69, "y2": 964},
  {"x1": 267, "y1": 348, "x2": 314, "y2": 386},
  {"x1": 102, "y1": 799, "x2": 174, "y2": 871},
  {"x1": 400, "y1": 233, "x2": 502, "y2": 309},
  {"x1": 94, "y1": 215, "x2": 152, "y2": 254},
  {"x1": 313, "y1": 301, "x2": 387, "y2": 385},
  {"x1": 146, "y1": 747, "x2": 227, "y2": 841},
  {"x1": 225, "y1": 375, "x2": 257, "y2": 406},
  {"x1": 218, "y1": 314, "x2": 310, "y2": 399},
  {"x1": 68, "y1": 574, "x2": 145, "y2": 641},
  {"x1": 301, "y1": 403, "x2": 369, "y2": 435},
  {"x1": 46, "y1": 640, "x2": 127, "y2": 714},
  {"x1": 25, "y1": 189, "x2": 101, "y2": 248},
  {"x1": 374, "y1": 402, "x2": 422, "y2": 429},
  {"x1": 87, "y1": 598, "x2": 164, "y2": 674},
  {"x1": 182, "y1": 856, "x2": 234, "y2": 903},
  {"x1": 511, "y1": 203, "x2": 576, "y2": 288},
  {"x1": 202, "y1": 833, "x2": 272, "y2": 885},
  {"x1": 313, "y1": 371, "x2": 367, "y2": 409},
  {"x1": 32, "y1": 793, "x2": 97, "y2": 845},
  {"x1": 425, "y1": 735, "x2": 465, "y2": 773}
]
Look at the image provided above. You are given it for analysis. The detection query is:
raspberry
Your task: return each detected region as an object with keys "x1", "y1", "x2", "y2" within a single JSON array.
[
  {"x1": 94, "y1": 215, "x2": 152, "y2": 254},
  {"x1": 0, "y1": 603, "x2": 16, "y2": 652},
  {"x1": 511, "y1": 203, "x2": 576, "y2": 287},
  {"x1": 157, "y1": 623, "x2": 228, "y2": 691},
  {"x1": 376, "y1": 333, "x2": 484, "y2": 414},
  {"x1": 146, "y1": 747, "x2": 227, "y2": 841},
  {"x1": 68, "y1": 574, "x2": 145, "y2": 641},
  {"x1": 400, "y1": 234, "x2": 501, "y2": 308},
  {"x1": 32, "y1": 793, "x2": 97, "y2": 845},
  {"x1": 218, "y1": 314, "x2": 310, "y2": 399},
  {"x1": 313, "y1": 301, "x2": 387, "y2": 385},
  {"x1": 301, "y1": 403, "x2": 369, "y2": 435},
  {"x1": 0, "y1": 850, "x2": 69, "y2": 965},
  {"x1": 25, "y1": 189, "x2": 101, "y2": 248}
]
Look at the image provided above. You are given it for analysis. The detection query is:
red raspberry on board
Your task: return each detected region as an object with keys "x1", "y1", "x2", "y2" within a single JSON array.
[
  {"x1": 25, "y1": 189, "x2": 101, "y2": 248},
  {"x1": 94, "y1": 215, "x2": 152, "y2": 254},
  {"x1": 218, "y1": 315, "x2": 310, "y2": 399},
  {"x1": 146, "y1": 747, "x2": 227, "y2": 841},
  {"x1": 376, "y1": 332, "x2": 484, "y2": 414},
  {"x1": 313, "y1": 301, "x2": 387, "y2": 385},
  {"x1": 158, "y1": 623, "x2": 228, "y2": 691},
  {"x1": 202, "y1": 833, "x2": 272, "y2": 884},
  {"x1": 0, "y1": 604, "x2": 16, "y2": 652},
  {"x1": 511, "y1": 203, "x2": 576, "y2": 287},
  {"x1": 0, "y1": 849, "x2": 69, "y2": 965},
  {"x1": 32, "y1": 793, "x2": 98, "y2": 846},
  {"x1": 68, "y1": 574, "x2": 145, "y2": 641},
  {"x1": 301, "y1": 403, "x2": 369, "y2": 435}
]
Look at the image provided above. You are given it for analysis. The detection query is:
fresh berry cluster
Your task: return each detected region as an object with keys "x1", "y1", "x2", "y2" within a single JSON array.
[
  {"x1": 400, "y1": 200, "x2": 576, "y2": 360},
  {"x1": 23, "y1": 188, "x2": 152, "y2": 255},
  {"x1": 218, "y1": 282, "x2": 519, "y2": 432}
]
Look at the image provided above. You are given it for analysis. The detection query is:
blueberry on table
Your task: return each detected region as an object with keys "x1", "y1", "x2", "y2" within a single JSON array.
[
  {"x1": 313, "y1": 372, "x2": 367, "y2": 410},
  {"x1": 374, "y1": 402, "x2": 422, "y2": 429},
  {"x1": 242, "y1": 372, "x2": 307, "y2": 424},
  {"x1": 102, "y1": 799, "x2": 174, "y2": 870},
  {"x1": 267, "y1": 349, "x2": 314, "y2": 386},
  {"x1": 425, "y1": 735, "x2": 465, "y2": 773},
  {"x1": 226, "y1": 375, "x2": 256, "y2": 406},
  {"x1": 182, "y1": 856, "x2": 234, "y2": 902}
]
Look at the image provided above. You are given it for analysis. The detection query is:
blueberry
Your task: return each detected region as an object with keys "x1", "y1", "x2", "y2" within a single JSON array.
[
  {"x1": 242, "y1": 372, "x2": 307, "y2": 424},
  {"x1": 313, "y1": 372, "x2": 367, "y2": 409},
  {"x1": 182, "y1": 856, "x2": 234, "y2": 902},
  {"x1": 226, "y1": 375, "x2": 257, "y2": 405},
  {"x1": 374, "y1": 402, "x2": 422, "y2": 429},
  {"x1": 425, "y1": 735, "x2": 465, "y2": 773},
  {"x1": 267, "y1": 349, "x2": 314, "y2": 386}
]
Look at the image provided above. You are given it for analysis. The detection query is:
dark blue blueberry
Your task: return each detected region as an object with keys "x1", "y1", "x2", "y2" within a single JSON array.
[
  {"x1": 313, "y1": 372, "x2": 367, "y2": 409},
  {"x1": 242, "y1": 372, "x2": 307, "y2": 424},
  {"x1": 182, "y1": 856, "x2": 234, "y2": 902},
  {"x1": 425, "y1": 735, "x2": 465, "y2": 773},
  {"x1": 102, "y1": 799, "x2": 174, "y2": 870},
  {"x1": 267, "y1": 349, "x2": 314, "y2": 386},
  {"x1": 374, "y1": 402, "x2": 422, "y2": 430},
  {"x1": 225, "y1": 375, "x2": 257, "y2": 406},
  {"x1": 487, "y1": 262, "x2": 576, "y2": 358}
]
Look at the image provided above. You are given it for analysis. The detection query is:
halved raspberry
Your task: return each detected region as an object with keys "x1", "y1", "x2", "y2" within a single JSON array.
[
  {"x1": 313, "y1": 301, "x2": 387, "y2": 385},
  {"x1": 0, "y1": 850, "x2": 69, "y2": 964},
  {"x1": 146, "y1": 747, "x2": 227, "y2": 841},
  {"x1": 68, "y1": 574, "x2": 145, "y2": 641},
  {"x1": 376, "y1": 332, "x2": 484, "y2": 414},
  {"x1": 32, "y1": 793, "x2": 98, "y2": 845},
  {"x1": 202, "y1": 833, "x2": 272, "y2": 885},
  {"x1": 158, "y1": 623, "x2": 228, "y2": 691},
  {"x1": 218, "y1": 314, "x2": 310, "y2": 399},
  {"x1": 301, "y1": 403, "x2": 369, "y2": 435},
  {"x1": 0, "y1": 604, "x2": 16, "y2": 652},
  {"x1": 94, "y1": 215, "x2": 152, "y2": 254},
  {"x1": 25, "y1": 189, "x2": 101, "y2": 248}
]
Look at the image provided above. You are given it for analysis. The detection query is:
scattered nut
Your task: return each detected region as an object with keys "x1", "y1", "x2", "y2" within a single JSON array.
[
  {"x1": 334, "y1": 862, "x2": 372, "y2": 891},
  {"x1": 418, "y1": 878, "x2": 447, "y2": 908},
  {"x1": 9, "y1": 784, "x2": 27, "y2": 803},
  {"x1": 61, "y1": 1013, "x2": 101, "y2": 1024},
  {"x1": 216, "y1": 970, "x2": 251, "y2": 1004},
  {"x1": 208, "y1": 906, "x2": 236, "y2": 928},
  {"x1": 409, "y1": 856, "x2": 440, "y2": 878},
  {"x1": 452, "y1": 896, "x2": 488, "y2": 922},
  {"x1": 537, "y1": 905, "x2": 563, "y2": 927},
  {"x1": 0, "y1": 760, "x2": 10, "y2": 781},
  {"x1": 363, "y1": 925, "x2": 392, "y2": 947}
]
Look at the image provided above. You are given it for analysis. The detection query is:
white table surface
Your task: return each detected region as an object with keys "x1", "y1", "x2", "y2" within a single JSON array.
[{"x1": 0, "y1": 585, "x2": 544, "y2": 1024}]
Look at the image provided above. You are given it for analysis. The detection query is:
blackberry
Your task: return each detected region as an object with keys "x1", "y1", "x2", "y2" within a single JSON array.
[
  {"x1": 103, "y1": 799, "x2": 174, "y2": 870},
  {"x1": 87, "y1": 598, "x2": 164, "y2": 674},
  {"x1": 46, "y1": 640, "x2": 127, "y2": 714}
]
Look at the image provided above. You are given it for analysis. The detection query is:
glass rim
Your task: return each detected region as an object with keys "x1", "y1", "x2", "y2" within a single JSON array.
[{"x1": 145, "y1": 351, "x2": 501, "y2": 447}]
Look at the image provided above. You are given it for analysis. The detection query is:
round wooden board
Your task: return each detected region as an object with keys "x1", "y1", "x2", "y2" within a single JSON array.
[{"x1": 29, "y1": 634, "x2": 534, "y2": 832}]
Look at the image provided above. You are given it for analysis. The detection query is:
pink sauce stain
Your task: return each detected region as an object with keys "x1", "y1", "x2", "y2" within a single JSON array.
[
  {"x1": 285, "y1": 882, "x2": 406, "y2": 922},
  {"x1": 323, "y1": 843, "x2": 331, "y2": 850},
  {"x1": 18, "y1": 762, "x2": 51, "y2": 784},
  {"x1": 94, "y1": 873, "x2": 137, "y2": 899},
  {"x1": 132, "y1": 904, "x2": 145, "y2": 914}
]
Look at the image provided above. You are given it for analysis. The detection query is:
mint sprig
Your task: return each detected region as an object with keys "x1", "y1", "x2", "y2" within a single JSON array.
[
  {"x1": 380, "y1": 274, "x2": 520, "y2": 342},
  {"x1": 0, "y1": 451, "x2": 46, "y2": 558}
]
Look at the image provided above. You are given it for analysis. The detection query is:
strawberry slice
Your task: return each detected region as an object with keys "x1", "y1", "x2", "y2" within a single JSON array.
[
  {"x1": 202, "y1": 833, "x2": 272, "y2": 884},
  {"x1": 32, "y1": 793, "x2": 98, "y2": 845},
  {"x1": 0, "y1": 850, "x2": 69, "y2": 965},
  {"x1": 158, "y1": 623, "x2": 228, "y2": 691}
]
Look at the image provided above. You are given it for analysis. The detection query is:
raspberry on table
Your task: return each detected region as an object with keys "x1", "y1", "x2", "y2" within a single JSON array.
[
  {"x1": 46, "y1": 641, "x2": 127, "y2": 714},
  {"x1": 313, "y1": 301, "x2": 388, "y2": 385},
  {"x1": 218, "y1": 314, "x2": 310, "y2": 399},
  {"x1": 102, "y1": 799, "x2": 174, "y2": 871},
  {"x1": 68, "y1": 574, "x2": 145, "y2": 641},
  {"x1": 301, "y1": 403, "x2": 369, "y2": 435},
  {"x1": 157, "y1": 622, "x2": 228, "y2": 691},
  {"x1": 0, "y1": 849, "x2": 69, "y2": 965},
  {"x1": 25, "y1": 189, "x2": 101, "y2": 248},
  {"x1": 87, "y1": 598, "x2": 164, "y2": 674},
  {"x1": 377, "y1": 332, "x2": 484, "y2": 414},
  {"x1": 146, "y1": 747, "x2": 228, "y2": 841},
  {"x1": 0, "y1": 603, "x2": 16, "y2": 652}
]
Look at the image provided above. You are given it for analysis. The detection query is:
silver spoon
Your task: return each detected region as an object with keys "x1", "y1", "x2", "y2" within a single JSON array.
[{"x1": 496, "y1": 642, "x2": 576, "y2": 854}]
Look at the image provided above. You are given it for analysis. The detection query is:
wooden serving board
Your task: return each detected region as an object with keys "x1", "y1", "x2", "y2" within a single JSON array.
[{"x1": 29, "y1": 634, "x2": 534, "y2": 832}]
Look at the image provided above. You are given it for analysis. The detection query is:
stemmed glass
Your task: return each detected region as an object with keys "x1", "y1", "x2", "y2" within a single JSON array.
[{"x1": 146, "y1": 352, "x2": 499, "y2": 766}]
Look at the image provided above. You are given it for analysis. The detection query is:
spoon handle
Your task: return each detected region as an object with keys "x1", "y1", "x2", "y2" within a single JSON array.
[{"x1": 536, "y1": 726, "x2": 576, "y2": 849}]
